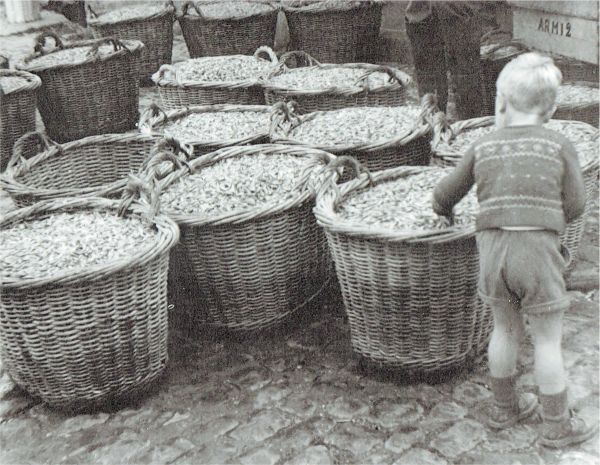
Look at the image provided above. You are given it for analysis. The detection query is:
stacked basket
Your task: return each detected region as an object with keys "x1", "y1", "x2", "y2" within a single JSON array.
[
  {"x1": 87, "y1": 1, "x2": 176, "y2": 83},
  {"x1": 554, "y1": 81, "x2": 599, "y2": 127},
  {"x1": 431, "y1": 115, "x2": 599, "y2": 268}
]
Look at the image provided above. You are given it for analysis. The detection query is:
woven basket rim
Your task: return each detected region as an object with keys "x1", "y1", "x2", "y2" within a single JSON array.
[
  {"x1": 87, "y1": 3, "x2": 175, "y2": 27},
  {"x1": 431, "y1": 116, "x2": 600, "y2": 173},
  {"x1": 0, "y1": 197, "x2": 180, "y2": 289},
  {"x1": 263, "y1": 62, "x2": 410, "y2": 96},
  {"x1": 282, "y1": 1, "x2": 365, "y2": 13},
  {"x1": 270, "y1": 105, "x2": 432, "y2": 153},
  {"x1": 152, "y1": 47, "x2": 278, "y2": 88},
  {"x1": 556, "y1": 80, "x2": 599, "y2": 111},
  {"x1": 1, "y1": 132, "x2": 161, "y2": 200},
  {"x1": 314, "y1": 164, "x2": 476, "y2": 244},
  {"x1": 139, "y1": 104, "x2": 272, "y2": 148},
  {"x1": 154, "y1": 143, "x2": 336, "y2": 227},
  {"x1": 0, "y1": 69, "x2": 42, "y2": 95},
  {"x1": 178, "y1": 1, "x2": 278, "y2": 21},
  {"x1": 17, "y1": 38, "x2": 144, "y2": 73}
]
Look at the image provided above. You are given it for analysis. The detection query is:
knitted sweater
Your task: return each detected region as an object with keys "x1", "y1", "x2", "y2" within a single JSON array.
[{"x1": 432, "y1": 125, "x2": 587, "y2": 233}]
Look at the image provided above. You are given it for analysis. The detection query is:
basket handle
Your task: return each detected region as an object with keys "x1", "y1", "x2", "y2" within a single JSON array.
[
  {"x1": 254, "y1": 46, "x2": 279, "y2": 65},
  {"x1": 87, "y1": 37, "x2": 131, "y2": 57},
  {"x1": 86, "y1": 4, "x2": 99, "y2": 19},
  {"x1": 430, "y1": 111, "x2": 454, "y2": 148},
  {"x1": 416, "y1": 92, "x2": 442, "y2": 128},
  {"x1": 7, "y1": 131, "x2": 57, "y2": 172},
  {"x1": 33, "y1": 31, "x2": 64, "y2": 55},
  {"x1": 152, "y1": 63, "x2": 178, "y2": 83},
  {"x1": 354, "y1": 65, "x2": 412, "y2": 89},
  {"x1": 278, "y1": 50, "x2": 321, "y2": 69},
  {"x1": 180, "y1": 1, "x2": 205, "y2": 18},
  {"x1": 138, "y1": 103, "x2": 170, "y2": 133},
  {"x1": 269, "y1": 100, "x2": 301, "y2": 136},
  {"x1": 317, "y1": 155, "x2": 373, "y2": 208},
  {"x1": 117, "y1": 173, "x2": 162, "y2": 220},
  {"x1": 140, "y1": 137, "x2": 193, "y2": 180},
  {"x1": 480, "y1": 29, "x2": 529, "y2": 56}
]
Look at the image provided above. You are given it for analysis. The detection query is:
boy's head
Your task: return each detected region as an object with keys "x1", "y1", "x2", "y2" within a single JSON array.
[{"x1": 495, "y1": 52, "x2": 562, "y2": 121}]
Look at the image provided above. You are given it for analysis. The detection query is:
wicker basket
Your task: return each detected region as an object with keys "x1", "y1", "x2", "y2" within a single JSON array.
[
  {"x1": 139, "y1": 103, "x2": 271, "y2": 158},
  {"x1": 356, "y1": 1, "x2": 383, "y2": 63},
  {"x1": 0, "y1": 70, "x2": 41, "y2": 172},
  {"x1": 553, "y1": 55, "x2": 599, "y2": 83},
  {"x1": 554, "y1": 81, "x2": 599, "y2": 127},
  {"x1": 178, "y1": 1, "x2": 278, "y2": 58},
  {"x1": 431, "y1": 116, "x2": 599, "y2": 267},
  {"x1": 263, "y1": 51, "x2": 411, "y2": 114},
  {"x1": 283, "y1": 1, "x2": 374, "y2": 63},
  {"x1": 16, "y1": 32, "x2": 143, "y2": 143},
  {"x1": 0, "y1": 132, "x2": 191, "y2": 208},
  {"x1": 480, "y1": 31, "x2": 529, "y2": 116},
  {"x1": 313, "y1": 159, "x2": 492, "y2": 373},
  {"x1": 270, "y1": 95, "x2": 436, "y2": 176},
  {"x1": 0, "y1": 195, "x2": 180, "y2": 409},
  {"x1": 87, "y1": 1, "x2": 175, "y2": 84},
  {"x1": 150, "y1": 143, "x2": 336, "y2": 331},
  {"x1": 151, "y1": 46, "x2": 279, "y2": 111}
]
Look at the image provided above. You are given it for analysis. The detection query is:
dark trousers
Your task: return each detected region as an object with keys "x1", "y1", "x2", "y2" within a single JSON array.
[{"x1": 405, "y1": 8, "x2": 483, "y2": 120}]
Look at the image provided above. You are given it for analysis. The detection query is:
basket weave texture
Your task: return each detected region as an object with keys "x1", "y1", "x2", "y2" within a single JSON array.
[
  {"x1": 0, "y1": 196, "x2": 180, "y2": 409},
  {"x1": 152, "y1": 143, "x2": 336, "y2": 331},
  {"x1": 1, "y1": 132, "x2": 171, "y2": 208},
  {"x1": 431, "y1": 116, "x2": 599, "y2": 268},
  {"x1": 138, "y1": 103, "x2": 270, "y2": 158},
  {"x1": 151, "y1": 46, "x2": 278, "y2": 111},
  {"x1": 269, "y1": 96, "x2": 436, "y2": 176},
  {"x1": 264, "y1": 51, "x2": 411, "y2": 114},
  {"x1": 87, "y1": 2, "x2": 175, "y2": 82},
  {"x1": 554, "y1": 81, "x2": 599, "y2": 128},
  {"x1": 0, "y1": 70, "x2": 41, "y2": 172},
  {"x1": 313, "y1": 161, "x2": 492, "y2": 373},
  {"x1": 177, "y1": 1, "x2": 278, "y2": 58},
  {"x1": 17, "y1": 33, "x2": 143, "y2": 143},
  {"x1": 283, "y1": 1, "x2": 379, "y2": 63}
]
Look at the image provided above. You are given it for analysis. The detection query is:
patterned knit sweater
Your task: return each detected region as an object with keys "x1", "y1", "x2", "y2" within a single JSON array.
[{"x1": 432, "y1": 125, "x2": 587, "y2": 233}]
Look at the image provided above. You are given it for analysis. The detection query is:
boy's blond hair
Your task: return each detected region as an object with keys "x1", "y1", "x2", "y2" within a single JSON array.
[{"x1": 496, "y1": 52, "x2": 562, "y2": 116}]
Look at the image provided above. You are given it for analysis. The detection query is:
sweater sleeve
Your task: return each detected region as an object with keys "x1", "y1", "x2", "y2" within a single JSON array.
[
  {"x1": 432, "y1": 144, "x2": 476, "y2": 216},
  {"x1": 561, "y1": 138, "x2": 586, "y2": 224}
]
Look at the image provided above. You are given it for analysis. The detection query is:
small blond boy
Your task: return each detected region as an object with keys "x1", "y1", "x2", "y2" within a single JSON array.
[{"x1": 432, "y1": 52, "x2": 597, "y2": 448}]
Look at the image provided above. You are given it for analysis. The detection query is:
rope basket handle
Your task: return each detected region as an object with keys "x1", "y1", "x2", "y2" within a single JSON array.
[
  {"x1": 430, "y1": 111, "x2": 453, "y2": 148},
  {"x1": 269, "y1": 100, "x2": 301, "y2": 135},
  {"x1": 180, "y1": 1, "x2": 205, "y2": 18},
  {"x1": 480, "y1": 29, "x2": 529, "y2": 58},
  {"x1": 139, "y1": 102, "x2": 170, "y2": 133},
  {"x1": 87, "y1": 3, "x2": 100, "y2": 19},
  {"x1": 254, "y1": 46, "x2": 279, "y2": 65},
  {"x1": 152, "y1": 63, "x2": 178, "y2": 83},
  {"x1": 354, "y1": 65, "x2": 412, "y2": 89},
  {"x1": 278, "y1": 50, "x2": 321, "y2": 69},
  {"x1": 139, "y1": 137, "x2": 193, "y2": 181},
  {"x1": 33, "y1": 31, "x2": 64, "y2": 55},
  {"x1": 87, "y1": 37, "x2": 132, "y2": 57},
  {"x1": 7, "y1": 131, "x2": 58, "y2": 172},
  {"x1": 317, "y1": 155, "x2": 373, "y2": 208}
]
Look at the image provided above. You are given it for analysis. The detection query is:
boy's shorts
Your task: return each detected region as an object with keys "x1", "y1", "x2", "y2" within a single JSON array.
[{"x1": 476, "y1": 229, "x2": 570, "y2": 315}]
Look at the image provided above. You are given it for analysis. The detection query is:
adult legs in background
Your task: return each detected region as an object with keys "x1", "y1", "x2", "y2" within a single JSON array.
[{"x1": 404, "y1": 11, "x2": 449, "y2": 112}]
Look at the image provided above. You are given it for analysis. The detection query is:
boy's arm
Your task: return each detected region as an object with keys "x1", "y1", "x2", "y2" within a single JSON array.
[
  {"x1": 432, "y1": 145, "x2": 476, "y2": 217},
  {"x1": 561, "y1": 139, "x2": 586, "y2": 224}
]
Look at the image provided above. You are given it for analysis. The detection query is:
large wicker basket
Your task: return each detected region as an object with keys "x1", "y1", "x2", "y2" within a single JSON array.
[
  {"x1": 283, "y1": 1, "x2": 376, "y2": 63},
  {"x1": 479, "y1": 31, "x2": 529, "y2": 116},
  {"x1": 270, "y1": 96, "x2": 437, "y2": 175},
  {"x1": 150, "y1": 143, "x2": 336, "y2": 331},
  {"x1": 178, "y1": 1, "x2": 279, "y2": 58},
  {"x1": 151, "y1": 46, "x2": 279, "y2": 111},
  {"x1": 431, "y1": 116, "x2": 599, "y2": 267},
  {"x1": 554, "y1": 81, "x2": 599, "y2": 128},
  {"x1": 313, "y1": 159, "x2": 492, "y2": 374},
  {"x1": 0, "y1": 195, "x2": 180, "y2": 409},
  {"x1": 16, "y1": 33, "x2": 143, "y2": 143},
  {"x1": 0, "y1": 70, "x2": 41, "y2": 172},
  {"x1": 0, "y1": 132, "x2": 191, "y2": 208},
  {"x1": 356, "y1": 1, "x2": 383, "y2": 63},
  {"x1": 139, "y1": 103, "x2": 271, "y2": 158},
  {"x1": 87, "y1": 1, "x2": 175, "y2": 84},
  {"x1": 263, "y1": 51, "x2": 411, "y2": 114}
]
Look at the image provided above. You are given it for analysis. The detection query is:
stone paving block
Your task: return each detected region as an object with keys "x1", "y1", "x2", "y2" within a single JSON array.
[
  {"x1": 365, "y1": 398, "x2": 424, "y2": 429},
  {"x1": 324, "y1": 422, "x2": 383, "y2": 457},
  {"x1": 188, "y1": 416, "x2": 240, "y2": 447},
  {"x1": 278, "y1": 391, "x2": 318, "y2": 419},
  {"x1": 192, "y1": 436, "x2": 241, "y2": 465},
  {"x1": 480, "y1": 425, "x2": 539, "y2": 452},
  {"x1": 452, "y1": 380, "x2": 493, "y2": 407},
  {"x1": 324, "y1": 395, "x2": 370, "y2": 422},
  {"x1": 287, "y1": 445, "x2": 334, "y2": 465},
  {"x1": 228, "y1": 409, "x2": 295, "y2": 443},
  {"x1": 252, "y1": 384, "x2": 291, "y2": 410},
  {"x1": 384, "y1": 429, "x2": 426, "y2": 455},
  {"x1": 461, "y1": 450, "x2": 545, "y2": 465},
  {"x1": 394, "y1": 447, "x2": 448, "y2": 465},
  {"x1": 268, "y1": 424, "x2": 313, "y2": 458},
  {"x1": 557, "y1": 451, "x2": 600, "y2": 465},
  {"x1": 430, "y1": 419, "x2": 488, "y2": 459},
  {"x1": 238, "y1": 446, "x2": 281, "y2": 465}
]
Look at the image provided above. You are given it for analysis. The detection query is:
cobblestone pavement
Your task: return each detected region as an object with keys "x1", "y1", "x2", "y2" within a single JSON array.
[{"x1": 1, "y1": 9, "x2": 599, "y2": 465}]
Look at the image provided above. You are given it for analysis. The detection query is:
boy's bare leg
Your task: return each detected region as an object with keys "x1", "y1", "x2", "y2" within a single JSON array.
[{"x1": 488, "y1": 302, "x2": 524, "y2": 378}]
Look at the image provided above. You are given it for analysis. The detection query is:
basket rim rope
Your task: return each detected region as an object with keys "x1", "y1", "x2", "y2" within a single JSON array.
[
  {"x1": 139, "y1": 102, "x2": 273, "y2": 148},
  {"x1": 430, "y1": 115, "x2": 600, "y2": 174},
  {"x1": 151, "y1": 45, "x2": 279, "y2": 89},
  {"x1": 16, "y1": 32, "x2": 144, "y2": 73},
  {"x1": 313, "y1": 156, "x2": 476, "y2": 244},
  {"x1": 0, "y1": 132, "x2": 192, "y2": 200},
  {"x1": 479, "y1": 29, "x2": 530, "y2": 61},
  {"x1": 269, "y1": 94, "x2": 437, "y2": 153},
  {"x1": 0, "y1": 69, "x2": 41, "y2": 96},
  {"x1": 87, "y1": 0, "x2": 176, "y2": 27},
  {"x1": 178, "y1": 0, "x2": 278, "y2": 21},
  {"x1": 263, "y1": 50, "x2": 412, "y2": 96},
  {"x1": 556, "y1": 80, "x2": 599, "y2": 112},
  {"x1": 0, "y1": 187, "x2": 180, "y2": 290},
  {"x1": 281, "y1": 0, "x2": 366, "y2": 13},
  {"x1": 145, "y1": 143, "x2": 336, "y2": 227}
]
